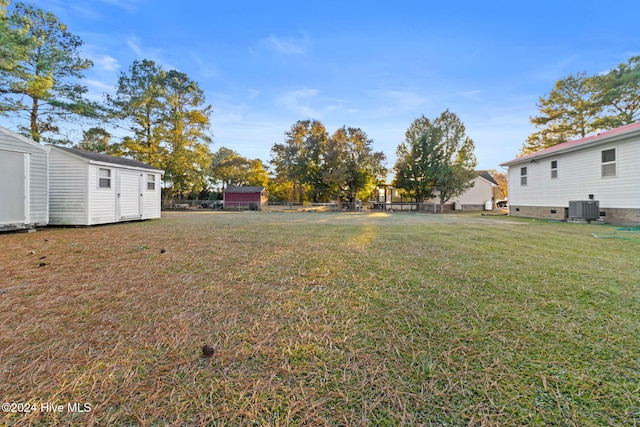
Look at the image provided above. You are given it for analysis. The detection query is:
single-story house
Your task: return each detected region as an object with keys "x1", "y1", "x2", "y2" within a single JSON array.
[
  {"x1": 499, "y1": 121, "x2": 640, "y2": 225},
  {"x1": 425, "y1": 170, "x2": 498, "y2": 210},
  {"x1": 223, "y1": 186, "x2": 269, "y2": 210},
  {"x1": 0, "y1": 126, "x2": 48, "y2": 230},
  {"x1": 373, "y1": 170, "x2": 498, "y2": 211},
  {"x1": 48, "y1": 146, "x2": 164, "y2": 225}
]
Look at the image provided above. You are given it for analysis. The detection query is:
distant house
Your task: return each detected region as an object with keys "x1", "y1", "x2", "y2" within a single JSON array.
[
  {"x1": 500, "y1": 122, "x2": 640, "y2": 225},
  {"x1": 425, "y1": 170, "x2": 498, "y2": 210},
  {"x1": 374, "y1": 171, "x2": 498, "y2": 211},
  {"x1": 48, "y1": 146, "x2": 164, "y2": 225},
  {"x1": 0, "y1": 127, "x2": 48, "y2": 231},
  {"x1": 223, "y1": 186, "x2": 268, "y2": 210}
]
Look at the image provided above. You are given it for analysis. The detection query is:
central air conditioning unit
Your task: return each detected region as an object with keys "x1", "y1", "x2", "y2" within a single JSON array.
[{"x1": 568, "y1": 200, "x2": 600, "y2": 220}]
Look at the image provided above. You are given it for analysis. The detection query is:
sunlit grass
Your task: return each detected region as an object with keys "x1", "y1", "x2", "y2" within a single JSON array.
[{"x1": 1, "y1": 211, "x2": 639, "y2": 426}]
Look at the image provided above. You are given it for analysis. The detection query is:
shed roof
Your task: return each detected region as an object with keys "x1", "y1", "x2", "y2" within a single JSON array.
[
  {"x1": 225, "y1": 186, "x2": 267, "y2": 193},
  {"x1": 0, "y1": 126, "x2": 48, "y2": 152},
  {"x1": 49, "y1": 145, "x2": 164, "y2": 172},
  {"x1": 500, "y1": 121, "x2": 640, "y2": 167}
]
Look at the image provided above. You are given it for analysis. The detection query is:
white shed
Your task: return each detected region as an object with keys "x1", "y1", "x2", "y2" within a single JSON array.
[
  {"x1": 0, "y1": 126, "x2": 48, "y2": 230},
  {"x1": 48, "y1": 146, "x2": 163, "y2": 225}
]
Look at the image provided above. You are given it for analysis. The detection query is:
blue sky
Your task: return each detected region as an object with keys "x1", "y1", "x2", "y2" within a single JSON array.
[{"x1": 6, "y1": 0, "x2": 640, "y2": 177}]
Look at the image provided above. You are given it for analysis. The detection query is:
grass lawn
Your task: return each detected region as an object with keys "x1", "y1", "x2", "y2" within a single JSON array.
[{"x1": 1, "y1": 211, "x2": 639, "y2": 426}]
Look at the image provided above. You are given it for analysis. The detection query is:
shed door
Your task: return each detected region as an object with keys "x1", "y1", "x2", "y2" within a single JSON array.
[
  {"x1": 0, "y1": 150, "x2": 27, "y2": 225},
  {"x1": 117, "y1": 170, "x2": 143, "y2": 221}
]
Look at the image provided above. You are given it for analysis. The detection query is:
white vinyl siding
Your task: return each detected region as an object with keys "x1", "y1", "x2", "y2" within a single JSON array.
[
  {"x1": 48, "y1": 149, "x2": 89, "y2": 225},
  {"x1": 507, "y1": 138, "x2": 640, "y2": 209},
  {"x1": 425, "y1": 175, "x2": 496, "y2": 207},
  {"x1": 0, "y1": 127, "x2": 48, "y2": 227},
  {"x1": 48, "y1": 146, "x2": 162, "y2": 225},
  {"x1": 88, "y1": 165, "x2": 117, "y2": 224}
]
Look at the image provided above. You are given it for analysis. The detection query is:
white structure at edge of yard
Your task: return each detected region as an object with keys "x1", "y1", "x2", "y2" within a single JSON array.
[
  {"x1": 48, "y1": 146, "x2": 164, "y2": 226},
  {"x1": 500, "y1": 121, "x2": 640, "y2": 225},
  {"x1": 0, "y1": 126, "x2": 49, "y2": 230},
  {"x1": 425, "y1": 171, "x2": 498, "y2": 210}
]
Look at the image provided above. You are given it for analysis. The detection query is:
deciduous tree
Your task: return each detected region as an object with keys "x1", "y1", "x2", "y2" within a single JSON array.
[
  {"x1": 210, "y1": 147, "x2": 269, "y2": 189},
  {"x1": 487, "y1": 169, "x2": 508, "y2": 201},
  {"x1": 272, "y1": 120, "x2": 386, "y2": 207},
  {"x1": 270, "y1": 120, "x2": 328, "y2": 204},
  {"x1": 324, "y1": 126, "x2": 386, "y2": 209},
  {"x1": 393, "y1": 115, "x2": 441, "y2": 204},
  {"x1": 394, "y1": 110, "x2": 477, "y2": 212}
]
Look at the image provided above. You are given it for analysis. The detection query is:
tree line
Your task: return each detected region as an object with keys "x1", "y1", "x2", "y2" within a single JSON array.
[
  {"x1": 0, "y1": 1, "x2": 480, "y2": 208},
  {"x1": 269, "y1": 120, "x2": 387, "y2": 208},
  {"x1": 2, "y1": 1, "x2": 637, "y2": 206}
]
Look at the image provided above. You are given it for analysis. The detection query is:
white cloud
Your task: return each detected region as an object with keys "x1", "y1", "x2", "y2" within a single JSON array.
[
  {"x1": 127, "y1": 38, "x2": 143, "y2": 56},
  {"x1": 98, "y1": 0, "x2": 145, "y2": 13},
  {"x1": 263, "y1": 34, "x2": 309, "y2": 55},
  {"x1": 278, "y1": 88, "x2": 321, "y2": 117},
  {"x1": 85, "y1": 79, "x2": 113, "y2": 91},
  {"x1": 92, "y1": 54, "x2": 120, "y2": 72},
  {"x1": 531, "y1": 54, "x2": 581, "y2": 81},
  {"x1": 188, "y1": 52, "x2": 219, "y2": 78},
  {"x1": 365, "y1": 89, "x2": 429, "y2": 116},
  {"x1": 276, "y1": 88, "x2": 355, "y2": 119},
  {"x1": 460, "y1": 90, "x2": 481, "y2": 97},
  {"x1": 214, "y1": 112, "x2": 243, "y2": 124},
  {"x1": 125, "y1": 36, "x2": 175, "y2": 70}
]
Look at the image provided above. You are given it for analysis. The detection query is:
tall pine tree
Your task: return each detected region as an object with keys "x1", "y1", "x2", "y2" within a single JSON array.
[
  {"x1": 0, "y1": 2, "x2": 95, "y2": 142},
  {"x1": 107, "y1": 60, "x2": 212, "y2": 201}
]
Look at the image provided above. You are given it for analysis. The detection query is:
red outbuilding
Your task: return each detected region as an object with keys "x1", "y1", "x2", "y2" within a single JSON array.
[{"x1": 223, "y1": 186, "x2": 269, "y2": 211}]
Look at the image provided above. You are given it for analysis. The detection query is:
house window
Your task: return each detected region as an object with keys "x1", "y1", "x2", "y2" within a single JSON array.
[
  {"x1": 601, "y1": 148, "x2": 616, "y2": 177},
  {"x1": 551, "y1": 160, "x2": 558, "y2": 179},
  {"x1": 147, "y1": 174, "x2": 156, "y2": 190},
  {"x1": 99, "y1": 168, "x2": 111, "y2": 188},
  {"x1": 520, "y1": 167, "x2": 527, "y2": 186}
]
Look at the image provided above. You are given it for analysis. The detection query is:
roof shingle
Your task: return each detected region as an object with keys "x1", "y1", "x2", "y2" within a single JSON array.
[{"x1": 49, "y1": 145, "x2": 163, "y2": 172}]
